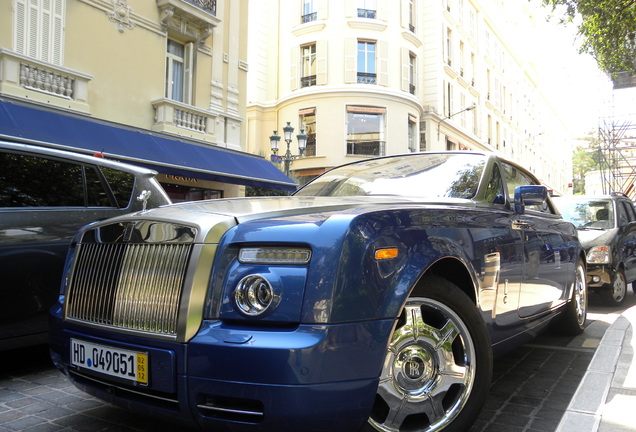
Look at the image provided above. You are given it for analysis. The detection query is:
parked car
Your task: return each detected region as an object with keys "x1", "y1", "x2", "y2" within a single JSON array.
[
  {"x1": 49, "y1": 151, "x2": 586, "y2": 432},
  {"x1": 0, "y1": 140, "x2": 171, "y2": 351},
  {"x1": 553, "y1": 193, "x2": 636, "y2": 306}
]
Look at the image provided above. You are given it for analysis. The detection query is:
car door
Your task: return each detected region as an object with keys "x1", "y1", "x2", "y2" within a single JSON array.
[
  {"x1": 0, "y1": 150, "x2": 126, "y2": 345},
  {"x1": 475, "y1": 162, "x2": 524, "y2": 327},
  {"x1": 618, "y1": 199, "x2": 636, "y2": 283},
  {"x1": 500, "y1": 162, "x2": 571, "y2": 318}
]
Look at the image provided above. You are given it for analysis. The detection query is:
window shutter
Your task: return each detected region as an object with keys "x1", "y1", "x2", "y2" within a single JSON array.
[
  {"x1": 401, "y1": 48, "x2": 409, "y2": 92},
  {"x1": 344, "y1": 38, "x2": 356, "y2": 84},
  {"x1": 377, "y1": 40, "x2": 389, "y2": 86},
  {"x1": 290, "y1": 46, "x2": 298, "y2": 91},
  {"x1": 52, "y1": 0, "x2": 64, "y2": 64},
  {"x1": 344, "y1": 0, "x2": 356, "y2": 18},
  {"x1": 41, "y1": 0, "x2": 52, "y2": 63},
  {"x1": 377, "y1": 0, "x2": 388, "y2": 21},
  {"x1": 14, "y1": 0, "x2": 26, "y2": 54},
  {"x1": 28, "y1": 0, "x2": 38, "y2": 59},
  {"x1": 400, "y1": 0, "x2": 409, "y2": 29},
  {"x1": 316, "y1": 40, "x2": 327, "y2": 85},
  {"x1": 317, "y1": 0, "x2": 328, "y2": 20},
  {"x1": 184, "y1": 42, "x2": 194, "y2": 104}
]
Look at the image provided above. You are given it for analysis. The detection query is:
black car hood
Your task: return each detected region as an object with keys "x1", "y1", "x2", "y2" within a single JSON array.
[{"x1": 577, "y1": 227, "x2": 618, "y2": 249}]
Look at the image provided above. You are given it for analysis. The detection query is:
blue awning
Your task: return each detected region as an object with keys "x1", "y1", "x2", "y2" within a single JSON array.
[{"x1": 0, "y1": 99, "x2": 296, "y2": 191}]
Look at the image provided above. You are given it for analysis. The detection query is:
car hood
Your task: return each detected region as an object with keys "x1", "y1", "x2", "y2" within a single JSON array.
[
  {"x1": 85, "y1": 195, "x2": 473, "y2": 244},
  {"x1": 577, "y1": 227, "x2": 618, "y2": 249}
]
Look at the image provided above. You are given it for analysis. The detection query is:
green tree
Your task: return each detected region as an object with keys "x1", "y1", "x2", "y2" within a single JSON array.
[
  {"x1": 539, "y1": 0, "x2": 636, "y2": 76},
  {"x1": 571, "y1": 132, "x2": 602, "y2": 194}
]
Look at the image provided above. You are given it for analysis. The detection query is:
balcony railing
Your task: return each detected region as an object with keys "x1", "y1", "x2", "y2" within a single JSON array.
[
  {"x1": 20, "y1": 63, "x2": 74, "y2": 99},
  {"x1": 301, "y1": 12, "x2": 317, "y2": 23},
  {"x1": 358, "y1": 8, "x2": 376, "y2": 19},
  {"x1": 184, "y1": 0, "x2": 216, "y2": 15},
  {"x1": 409, "y1": 84, "x2": 416, "y2": 95},
  {"x1": 347, "y1": 140, "x2": 385, "y2": 156},
  {"x1": 0, "y1": 49, "x2": 92, "y2": 112},
  {"x1": 301, "y1": 75, "x2": 317, "y2": 88},
  {"x1": 357, "y1": 72, "x2": 377, "y2": 84},
  {"x1": 152, "y1": 98, "x2": 217, "y2": 141}
]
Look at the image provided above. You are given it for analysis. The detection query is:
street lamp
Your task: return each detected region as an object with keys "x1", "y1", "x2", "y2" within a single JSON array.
[
  {"x1": 437, "y1": 104, "x2": 477, "y2": 138},
  {"x1": 270, "y1": 122, "x2": 307, "y2": 177}
]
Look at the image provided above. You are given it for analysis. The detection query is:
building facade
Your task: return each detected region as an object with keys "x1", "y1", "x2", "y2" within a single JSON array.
[
  {"x1": 247, "y1": 0, "x2": 573, "y2": 192},
  {"x1": 0, "y1": 0, "x2": 295, "y2": 201}
]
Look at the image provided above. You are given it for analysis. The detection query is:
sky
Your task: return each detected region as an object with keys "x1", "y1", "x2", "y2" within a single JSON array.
[{"x1": 531, "y1": 5, "x2": 621, "y2": 138}]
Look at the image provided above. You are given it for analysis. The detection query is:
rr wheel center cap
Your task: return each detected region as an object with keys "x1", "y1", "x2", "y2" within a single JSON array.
[{"x1": 394, "y1": 345, "x2": 435, "y2": 392}]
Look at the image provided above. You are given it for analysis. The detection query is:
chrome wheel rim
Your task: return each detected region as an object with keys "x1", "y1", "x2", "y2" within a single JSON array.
[
  {"x1": 611, "y1": 272, "x2": 626, "y2": 303},
  {"x1": 574, "y1": 263, "x2": 587, "y2": 326},
  {"x1": 369, "y1": 298, "x2": 476, "y2": 432}
]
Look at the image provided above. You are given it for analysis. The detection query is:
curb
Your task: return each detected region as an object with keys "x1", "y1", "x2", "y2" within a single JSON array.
[{"x1": 556, "y1": 305, "x2": 636, "y2": 432}]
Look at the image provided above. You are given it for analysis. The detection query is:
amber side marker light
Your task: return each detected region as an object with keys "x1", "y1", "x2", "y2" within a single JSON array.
[{"x1": 375, "y1": 248, "x2": 399, "y2": 260}]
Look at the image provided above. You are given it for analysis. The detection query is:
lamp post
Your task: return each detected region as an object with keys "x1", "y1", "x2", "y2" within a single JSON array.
[
  {"x1": 270, "y1": 122, "x2": 307, "y2": 177},
  {"x1": 436, "y1": 104, "x2": 477, "y2": 139}
]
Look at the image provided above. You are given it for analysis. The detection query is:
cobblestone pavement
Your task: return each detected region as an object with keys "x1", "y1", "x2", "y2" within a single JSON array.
[{"x1": 1, "y1": 295, "x2": 631, "y2": 432}]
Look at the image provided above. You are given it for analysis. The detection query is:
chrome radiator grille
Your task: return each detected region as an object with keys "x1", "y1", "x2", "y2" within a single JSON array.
[{"x1": 65, "y1": 242, "x2": 193, "y2": 336}]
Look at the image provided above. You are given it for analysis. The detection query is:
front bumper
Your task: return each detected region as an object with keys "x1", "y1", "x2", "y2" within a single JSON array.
[
  {"x1": 586, "y1": 264, "x2": 613, "y2": 289},
  {"x1": 49, "y1": 318, "x2": 393, "y2": 432}
]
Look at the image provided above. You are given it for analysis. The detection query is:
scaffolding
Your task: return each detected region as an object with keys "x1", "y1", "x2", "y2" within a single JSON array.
[{"x1": 595, "y1": 120, "x2": 636, "y2": 199}]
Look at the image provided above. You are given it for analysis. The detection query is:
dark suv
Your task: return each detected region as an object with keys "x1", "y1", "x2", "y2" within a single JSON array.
[
  {"x1": 0, "y1": 140, "x2": 171, "y2": 350},
  {"x1": 554, "y1": 193, "x2": 636, "y2": 306}
]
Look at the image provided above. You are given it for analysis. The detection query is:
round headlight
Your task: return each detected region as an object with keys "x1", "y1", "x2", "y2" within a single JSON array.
[{"x1": 234, "y1": 274, "x2": 275, "y2": 316}]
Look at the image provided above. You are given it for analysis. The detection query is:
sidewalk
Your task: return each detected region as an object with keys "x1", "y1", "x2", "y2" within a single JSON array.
[{"x1": 557, "y1": 305, "x2": 636, "y2": 432}]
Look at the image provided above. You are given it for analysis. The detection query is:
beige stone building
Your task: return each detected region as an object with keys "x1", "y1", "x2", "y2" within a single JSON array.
[
  {"x1": 247, "y1": 0, "x2": 573, "y2": 192},
  {"x1": 0, "y1": 0, "x2": 296, "y2": 201}
]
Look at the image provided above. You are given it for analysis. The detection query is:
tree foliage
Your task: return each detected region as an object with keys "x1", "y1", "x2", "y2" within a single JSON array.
[
  {"x1": 539, "y1": 0, "x2": 636, "y2": 76},
  {"x1": 571, "y1": 133, "x2": 602, "y2": 194}
]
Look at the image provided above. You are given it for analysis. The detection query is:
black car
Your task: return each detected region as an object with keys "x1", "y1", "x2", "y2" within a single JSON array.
[
  {"x1": 553, "y1": 193, "x2": 636, "y2": 306},
  {"x1": 0, "y1": 140, "x2": 171, "y2": 351}
]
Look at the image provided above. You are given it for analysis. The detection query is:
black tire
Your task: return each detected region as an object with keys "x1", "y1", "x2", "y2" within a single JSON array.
[
  {"x1": 363, "y1": 275, "x2": 492, "y2": 432},
  {"x1": 556, "y1": 259, "x2": 587, "y2": 335},
  {"x1": 600, "y1": 269, "x2": 627, "y2": 307}
]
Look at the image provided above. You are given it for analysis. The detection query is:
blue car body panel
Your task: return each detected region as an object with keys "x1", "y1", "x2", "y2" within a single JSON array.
[{"x1": 48, "y1": 152, "x2": 584, "y2": 431}]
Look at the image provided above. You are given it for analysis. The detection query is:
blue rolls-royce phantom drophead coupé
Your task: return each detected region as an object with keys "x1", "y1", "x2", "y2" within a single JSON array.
[{"x1": 49, "y1": 151, "x2": 587, "y2": 432}]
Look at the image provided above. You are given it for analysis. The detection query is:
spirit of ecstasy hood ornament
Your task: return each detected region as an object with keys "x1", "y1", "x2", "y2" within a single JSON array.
[{"x1": 137, "y1": 190, "x2": 151, "y2": 212}]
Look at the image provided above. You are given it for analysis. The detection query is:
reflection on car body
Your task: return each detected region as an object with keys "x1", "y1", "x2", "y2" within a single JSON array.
[
  {"x1": 0, "y1": 139, "x2": 171, "y2": 351},
  {"x1": 49, "y1": 151, "x2": 587, "y2": 432}
]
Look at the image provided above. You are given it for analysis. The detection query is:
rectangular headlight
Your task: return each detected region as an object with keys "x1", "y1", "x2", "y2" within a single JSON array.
[
  {"x1": 587, "y1": 245, "x2": 611, "y2": 264},
  {"x1": 239, "y1": 247, "x2": 311, "y2": 265}
]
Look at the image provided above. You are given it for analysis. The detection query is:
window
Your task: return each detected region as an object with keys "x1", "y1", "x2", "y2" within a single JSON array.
[
  {"x1": 165, "y1": 39, "x2": 193, "y2": 103},
  {"x1": 101, "y1": 167, "x2": 135, "y2": 208},
  {"x1": 446, "y1": 28, "x2": 453, "y2": 66},
  {"x1": 0, "y1": 152, "x2": 121, "y2": 208},
  {"x1": 301, "y1": 44, "x2": 317, "y2": 88},
  {"x1": 14, "y1": 0, "x2": 65, "y2": 65},
  {"x1": 409, "y1": 53, "x2": 416, "y2": 94},
  {"x1": 299, "y1": 109, "x2": 317, "y2": 156},
  {"x1": 501, "y1": 162, "x2": 547, "y2": 212},
  {"x1": 409, "y1": 0, "x2": 416, "y2": 32},
  {"x1": 485, "y1": 165, "x2": 505, "y2": 204},
  {"x1": 302, "y1": 0, "x2": 317, "y2": 23},
  {"x1": 358, "y1": 0, "x2": 376, "y2": 18},
  {"x1": 408, "y1": 116, "x2": 417, "y2": 152},
  {"x1": 459, "y1": 41, "x2": 465, "y2": 77},
  {"x1": 357, "y1": 41, "x2": 376, "y2": 84},
  {"x1": 623, "y1": 200, "x2": 636, "y2": 222},
  {"x1": 347, "y1": 107, "x2": 385, "y2": 156}
]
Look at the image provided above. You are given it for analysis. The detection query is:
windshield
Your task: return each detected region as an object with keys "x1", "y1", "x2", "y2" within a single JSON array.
[
  {"x1": 554, "y1": 198, "x2": 615, "y2": 229},
  {"x1": 295, "y1": 153, "x2": 486, "y2": 199}
]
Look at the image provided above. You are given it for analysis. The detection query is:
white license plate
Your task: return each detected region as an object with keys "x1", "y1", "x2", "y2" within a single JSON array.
[{"x1": 70, "y1": 339, "x2": 148, "y2": 384}]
